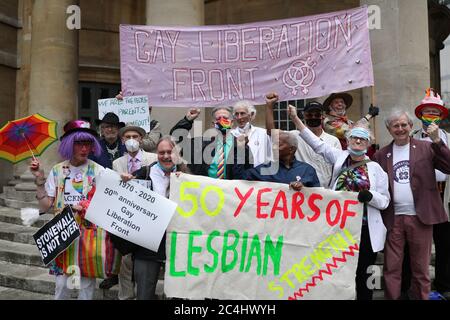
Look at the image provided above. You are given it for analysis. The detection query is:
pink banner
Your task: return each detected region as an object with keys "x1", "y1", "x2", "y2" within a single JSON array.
[{"x1": 120, "y1": 6, "x2": 373, "y2": 107}]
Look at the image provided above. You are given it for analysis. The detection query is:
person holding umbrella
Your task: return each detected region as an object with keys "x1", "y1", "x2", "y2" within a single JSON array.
[{"x1": 29, "y1": 120, "x2": 120, "y2": 300}]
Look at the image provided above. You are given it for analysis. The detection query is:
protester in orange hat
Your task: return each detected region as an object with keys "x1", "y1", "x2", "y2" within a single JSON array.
[{"x1": 323, "y1": 92, "x2": 379, "y2": 152}]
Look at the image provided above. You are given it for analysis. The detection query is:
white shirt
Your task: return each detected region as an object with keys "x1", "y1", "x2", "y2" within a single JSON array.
[
  {"x1": 412, "y1": 128, "x2": 448, "y2": 182},
  {"x1": 231, "y1": 125, "x2": 272, "y2": 167},
  {"x1": 149, "y1": 164, "x2": 170, "y2": 198},
  {"x1": 392, "y1": 143, "x2": 416, "y2": 215},
  {"x1": 291, "y1": 129, "x2": 342, "y2": 187}
]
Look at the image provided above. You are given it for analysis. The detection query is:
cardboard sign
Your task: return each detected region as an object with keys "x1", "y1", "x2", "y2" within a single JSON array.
[
  {"x1": 85, "y1": 169, "x2": 177, "y2": 252},
  {"x1": 165, "y1": 173, "x2": 364, "y2": 300},
  {"x1": 98, "y1": 95, "x2": 150, "y2": 132},
  {"x1": 33, "y1": 206, "x2": 80, "y2": 266},
  {"x1": 120, "y1": 6, "x2": 373, "y2": 107}
]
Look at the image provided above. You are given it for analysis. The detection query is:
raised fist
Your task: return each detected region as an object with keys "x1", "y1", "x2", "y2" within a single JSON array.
[{"x1": 186, "y1": 108, "x2": 201, "y2": 121}]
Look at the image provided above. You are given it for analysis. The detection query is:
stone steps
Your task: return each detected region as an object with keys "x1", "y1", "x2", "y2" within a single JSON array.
[
  {"x1": 0, "y1": 239, "x2": 45, "y2": 267},
  {"x1": 0, "y1": 206, "x2": 165, "y2": 300},
  {"x1": 0, "y1": 206, "x2": 51, "y2": 228},
  {"x1": 0, "y1": 221, "x2": 38, "y2": 245},
  {"x1": 0, "y1": 260, "x2": 119, "y2": 299},
  {"x1": 0, "y1": 285, "x2": 53, "y2": 300}
]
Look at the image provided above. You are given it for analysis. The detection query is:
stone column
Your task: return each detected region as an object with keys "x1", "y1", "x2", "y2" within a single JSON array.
[
  {"x1": 6, "y1": 0, "x2": 79, "y2": 208},
  {"x1": 146, "y1": 0, "x2": 206, "y2": 136},
  {"x1": 360, "y1": 0, "x2": 430, "y2": 147}
]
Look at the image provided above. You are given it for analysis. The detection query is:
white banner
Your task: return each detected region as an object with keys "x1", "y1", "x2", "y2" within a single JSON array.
[
  {"x1": 85, "y1": 169, "x2": 177, "y2": 251},
  {"x1": 98, "y1": 95, "x2": 151, "y2": 132},
  {"x1": 165, "y1": 173, "x2": 363, "y2": 300}
]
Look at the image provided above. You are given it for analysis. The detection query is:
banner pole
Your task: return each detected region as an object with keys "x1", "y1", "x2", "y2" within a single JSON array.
[{"x1": 371, "y1": 86, "x2": 378, "y2": 143}]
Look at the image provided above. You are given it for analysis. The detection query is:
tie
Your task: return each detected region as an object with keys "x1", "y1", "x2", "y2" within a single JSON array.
[
  {"x1": 216, "y1": 143, "x2": 225, "y2": 179},
  {"x1": 130, "y1": 157, "x2": 139, "y2": 174}
]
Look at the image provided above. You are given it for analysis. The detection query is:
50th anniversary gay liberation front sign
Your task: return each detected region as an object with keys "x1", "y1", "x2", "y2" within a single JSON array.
[{"x1": 166, "y1": 173, "x2": 363, "y2": 300}]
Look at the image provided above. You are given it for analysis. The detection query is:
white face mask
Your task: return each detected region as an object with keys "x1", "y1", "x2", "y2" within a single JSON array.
[
  {"x1": 125, "y1": 139, "x2": 140, "y2": 153},
  {"x1": 238, "y1": 122, "x2": 251, "y2": 133}
]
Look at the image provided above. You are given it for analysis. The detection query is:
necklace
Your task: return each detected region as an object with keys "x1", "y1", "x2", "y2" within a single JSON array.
[{"x1": 105, "y1": 141, "x2": 119, "y2": 161}]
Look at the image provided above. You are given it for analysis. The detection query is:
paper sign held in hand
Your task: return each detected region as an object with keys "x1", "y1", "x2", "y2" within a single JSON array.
[{"x1": 85, "y1": 169, "x2": 177, "y2": 252}]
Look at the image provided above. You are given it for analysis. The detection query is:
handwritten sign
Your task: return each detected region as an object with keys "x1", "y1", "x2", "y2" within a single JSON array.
[
  {"x1": 33, "y1": 206, "x2": 80, "y2": 266},
  {"x1": 98, "y1": 95, "x2": 150, "y2": 132},
  {"x1": 85, "y1": 169, "x2": 177, "y2": 252},
  {"x1": 120, "y1": 6, "x2": 373, "y2": 107},
  {"x1": 165, "y1": 173, "x2": 363, "y2": 300}
]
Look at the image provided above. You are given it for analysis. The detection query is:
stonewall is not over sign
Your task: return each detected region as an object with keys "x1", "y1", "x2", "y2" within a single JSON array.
[
  {"x1": 120, "y1": 6, "x2": 373, "y2": 107},
  {"x1": 33, "y1": 206, "x2": 80, "y2": 266},
  {"x1": 166, "y1": 173, "x2": 364, "y2": 300}
]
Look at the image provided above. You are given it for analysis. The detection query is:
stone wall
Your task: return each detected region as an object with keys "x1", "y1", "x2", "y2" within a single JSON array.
[
  {"x1": 79, "y1": 0, "x2": 146, "y2": 84},
  {"x1": 0, "y1": 0, "x2": 18, "y2": 190}
]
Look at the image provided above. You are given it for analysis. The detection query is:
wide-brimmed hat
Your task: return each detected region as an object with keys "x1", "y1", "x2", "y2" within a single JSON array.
[
  {"x1": 60, "y1": 120, "x2": 98, "y2": 140},
  {"x1": 119, "y1": 125, "x2": 146, "y2": 138},
  {"x1": 323, "y1": 93, "x2": 353, "y2": 112},
  {"x1": 94, "y1": 112, "x2": 125, "y2": 128},
  {"x1": 415, "y1": 88, "x2": 448, "y2": 120}
]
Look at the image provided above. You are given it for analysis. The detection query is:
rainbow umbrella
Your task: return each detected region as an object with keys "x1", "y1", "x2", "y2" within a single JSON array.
[{"x1": 0, "y1": 113, "x2": 58, "y2": 164}]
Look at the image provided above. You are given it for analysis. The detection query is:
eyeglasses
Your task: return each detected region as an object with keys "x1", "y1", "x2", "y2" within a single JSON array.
[
  {"x1": 123, "y1": 134, "x2": 140, "y2": 140},
  {"x1": 74, "y1": 141, "x2": 93, "y2": 147},
  {"x1": 101, "y1": 124, "x2": 118, "y2": 130},
  {"x1": 234, "y1": 112, "x2": 249, "y2": 118},
  {"x1": 349, "y1": 136, "x2": 368, "y2": 142},
  {"x1": 390, "y1": 123, "x2": 410, "y2": 129}
]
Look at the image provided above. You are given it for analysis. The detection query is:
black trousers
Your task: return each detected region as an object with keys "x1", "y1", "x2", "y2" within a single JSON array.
[
  {"x1": 402, "y1": 221, "x2": 450, "y2": 295},
  {"x1": 433, "y1": 221, "x2": 450, "y2": 293},
  {"x1": 356, "y1": 225, "x2": 378, "y2": 300}
]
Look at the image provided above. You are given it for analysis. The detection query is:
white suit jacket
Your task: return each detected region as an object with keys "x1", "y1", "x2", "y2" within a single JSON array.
[{"x1": 112, "y1": 150, "x2": 158, "y2": 174}]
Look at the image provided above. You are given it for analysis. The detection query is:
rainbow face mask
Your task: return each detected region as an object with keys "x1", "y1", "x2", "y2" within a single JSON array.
[
  {"x1": 215, "y1": 117, "x2": 232, "y2": 133},
  {"x1": 421, "y1": 114, "x2": 441, "y2": 127}
]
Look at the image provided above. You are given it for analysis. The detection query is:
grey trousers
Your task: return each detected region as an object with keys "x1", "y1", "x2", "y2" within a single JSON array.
[
  {"x1": 118, "y1": 254, "x2": 136, "y2": 300},
  {"x1": 133, "y1": 259, "x2": 162, "y2": 300}
]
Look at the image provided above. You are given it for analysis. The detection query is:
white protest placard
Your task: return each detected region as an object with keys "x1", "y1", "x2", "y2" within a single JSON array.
[
  {"x1": 98, "y1": 95, "x2": 150, "y2": 132},
  {"x1": 165, "y1": 173, "x2": 364, "y2": 300},
  {"x1": 85, "y1": 169, "x2": 177, "y2": 251}
]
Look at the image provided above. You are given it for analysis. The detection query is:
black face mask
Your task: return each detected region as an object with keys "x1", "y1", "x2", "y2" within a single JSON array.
[{"x1": 305, "y1": 118, "x2": 322, "y2": 127}]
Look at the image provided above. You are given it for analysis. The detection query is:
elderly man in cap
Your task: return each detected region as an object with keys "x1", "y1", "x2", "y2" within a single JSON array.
[
  {"x1": 90, "y1": 112, "x2": 126, "y2": 169},
  {"x1": 401, "y1": 89, "x2": 450, "y2": 299},
  {"x1": 265, "y1": 92, "x2": 341, "y2": 187},
  {"x1": 115, "y1": 91, "x2": 162, "y2": 153},
  {"x1": 374, "y1": 106, "x2": 450, "y2": 300},
  {"x1": 111, "y1": 124, "x2": 157, "y2": 300},
  {"x1": 323, "y1": 92, "x2": 379, "y2": 151}
]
